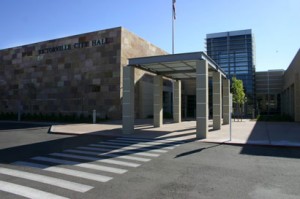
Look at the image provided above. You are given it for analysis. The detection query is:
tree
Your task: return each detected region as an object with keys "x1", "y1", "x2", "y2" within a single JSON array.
[{"x1": 231, "y1": 77, "x2": 246, "y2": 121}]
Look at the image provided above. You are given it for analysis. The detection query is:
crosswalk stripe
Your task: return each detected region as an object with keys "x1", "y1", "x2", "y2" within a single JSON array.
[
  {"x1": 64, "y1": 149, "x2": 151, "y2": 162},
  {"x1": 89, "y1": 144, "x2": 167, "y2": 157},
  {"x1": 107, "y1": 139, "x2": 180, "y2": 147},
  {"x1": 101, "y1": 141, "x2": 175, "y2": 150},
  {"x1": 31, "y1": 156, "x2": 127, "y2": 174},
  {"x1": 118, "y1": 137, "x2": 184, "y2": 144},
  {"x1": 50, "y1": 153, "x2": 140, "y2": 168},
  {"x1": 13, "y1": 161, "x2": 112, "y2": 182},
  {"x1": 89, "y1": 144, "x2": 168, "y2": 153},
  {"x1": 112, "y1": 139, "x2": 180, "y2": 146},
  {"x1": 78, "y1": 146, "x2": 160, "y2": 157},
  {"x1": 13, "y1": 161, "x2": 48, "y2": 169},
  {"x1": 0, "y1": 180, "x2": 68, "y2": 199},
  {"x1": 0, "y1": 167, "x2": 92, "y2": 193}
]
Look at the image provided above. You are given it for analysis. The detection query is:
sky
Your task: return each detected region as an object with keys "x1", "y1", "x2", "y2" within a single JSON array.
[{"x1": 0, "y1": 0, "x2": 299, "y2": 71}]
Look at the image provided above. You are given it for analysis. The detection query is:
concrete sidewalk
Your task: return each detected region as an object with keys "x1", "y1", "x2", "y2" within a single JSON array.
[{"x1": 49, "y1": 119, "x2": 300, "y2": 147}]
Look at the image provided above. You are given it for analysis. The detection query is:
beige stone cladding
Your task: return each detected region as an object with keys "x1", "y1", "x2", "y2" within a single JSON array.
[
  {"x1": 0, "y1": 27, "x2": 169, "y2": 120},
  {"x1": 282, "y1": 49, "x2": 300, "y2": 121},
  {"x1": 0, "y1": 27, "x2": 122, "y2": 119},
  {"x1": 120, "y1": 28, "x2": 168, "y2": 118}
]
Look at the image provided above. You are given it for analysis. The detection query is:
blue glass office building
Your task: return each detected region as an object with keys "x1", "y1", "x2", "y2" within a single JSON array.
[{"x1": 206, "y1": 29, "x2": 256, "y2": 115}]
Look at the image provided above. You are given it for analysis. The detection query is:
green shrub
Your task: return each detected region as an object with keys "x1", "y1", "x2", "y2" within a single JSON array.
[
  {"x1": 0, "y1": 112, "x2": 17, "y2": 120},
  {"x1": 163, "y1": 112, "x2": 173, "y2": 119}
]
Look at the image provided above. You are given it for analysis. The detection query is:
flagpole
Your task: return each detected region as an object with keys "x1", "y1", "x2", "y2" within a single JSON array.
[{"x1": 172, "y1": 0, "x2": 175, "y2": 54}]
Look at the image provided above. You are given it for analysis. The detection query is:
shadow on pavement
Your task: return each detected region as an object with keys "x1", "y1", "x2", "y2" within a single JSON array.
[
  {"x1": 0, "y1": 121, "x2": 196, "y2": 170},
  {"x1": 0, "y1": 121, "x2": 51, "y2": 131},
  {"x1": 0, "y1": 134, "x2": 115, "y2": 164},
  {"x1": 174, "y1": 143, "x2": 222, "y2": 158},
  {"x1": 240, "y1": 121, "x2": 300, "y2": 159},
  {"x1": 240, "y1": 144, "x2": 300, "y2": 159}
]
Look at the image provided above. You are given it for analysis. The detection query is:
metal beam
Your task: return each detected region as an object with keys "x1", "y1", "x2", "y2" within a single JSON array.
[
  {"x1": 131, "y1": 64, "x2": 176, "y2": 80},
  {"x1": 158, "y1": 69, "x2": 196, "y2": 75},
  {"x1": 129, "y1": 52, "x2": 203, "y2": 65},
  {"x1": 128, "y1": 52, "x2": 228, "y2": 80}
]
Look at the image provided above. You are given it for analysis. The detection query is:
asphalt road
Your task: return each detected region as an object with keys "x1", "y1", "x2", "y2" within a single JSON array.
[{"x1": 0, "y1": 122, "x2": 300, "y2": 199}]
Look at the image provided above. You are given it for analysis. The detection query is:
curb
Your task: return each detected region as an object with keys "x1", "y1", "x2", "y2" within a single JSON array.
[
  {"x1": 0, "y1": 120, "x2": 60, "y2": 126},
  {"x1": 47, "y1": 126, "x2": 53, "y2": 134},
  {"x1": 199, "y1": 140, "x2": 300, "y2": 149},
  {"x1": 48, "y1": 129, "x2": 121, "y2": 139}
]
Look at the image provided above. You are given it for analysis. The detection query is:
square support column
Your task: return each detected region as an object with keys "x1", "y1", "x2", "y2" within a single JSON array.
[
  {"x1": 295, "y1": 73, "x2": 300, "y2": 121},
  {"x1": 222, "y1": 78, "x2": 230, "y2": 124},
  {"x1": 196, "y1": 60, "x2": 208, "y2": 139},
  {"x1": 173, "y1": 80, "x2": 181, "y2": 123},
  {"x1": 213, "y1": 71, "x2": 222, "y2": 130},
  {"x1": 122, "y1": 66, "x2": 134, "y2": 134},
  {"x1": 154, "y1": 75, "x2": 163, "y2": 127}
]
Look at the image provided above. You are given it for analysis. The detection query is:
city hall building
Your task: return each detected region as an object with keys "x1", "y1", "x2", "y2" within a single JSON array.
[
  {"x1": 281, "y1": 49, "x2": 300, "y2": 122},
  {"x1": 0, "y1": 27, "x2": 172, "y2": 119},
  {"x1": 1, "y1": 26, "x2": 299, "y2": 125}
]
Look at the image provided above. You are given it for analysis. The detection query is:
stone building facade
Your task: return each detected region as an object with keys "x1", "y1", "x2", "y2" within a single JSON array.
[
  {"x1": 281, "y1": 49, "x2": 300, "y2": 122},
  {"x1": 0, "y1": 27, "x2": 168, "y2": 119}
]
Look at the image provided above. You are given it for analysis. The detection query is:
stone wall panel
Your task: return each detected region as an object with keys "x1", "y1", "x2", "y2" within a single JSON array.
[{"x1": 0, "y1": 27, "x2": 168, "y2": 120}]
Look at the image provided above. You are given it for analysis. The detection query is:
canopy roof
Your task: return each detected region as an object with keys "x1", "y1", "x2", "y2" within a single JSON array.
[{"x1": 128, "y1": 52, "x2": 227, "y2": 80}]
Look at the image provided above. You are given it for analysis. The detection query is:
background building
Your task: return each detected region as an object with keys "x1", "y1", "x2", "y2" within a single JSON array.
[
  {"x1": 281, "y1": 49, "x2": 300, "y2": 121},
  {"x1": 0, "y1": 27, "x2": 171, "y2": 119},
  {"x1": 206, "y1": 29, "x2": 256, "y2": 116},
  {"x1": 256, "y1": 70, "x2": 284, "y2": 115}
]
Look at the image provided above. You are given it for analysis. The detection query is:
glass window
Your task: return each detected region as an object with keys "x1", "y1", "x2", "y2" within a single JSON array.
[
  {"x1": 235, "y1": 66, "x2": 249, "y2": 71},
  {"x1": 235, "y1": 70, "x2": 248, "y2": 74}
]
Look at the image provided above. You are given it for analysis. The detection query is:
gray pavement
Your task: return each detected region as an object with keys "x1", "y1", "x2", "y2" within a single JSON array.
[
  {"x1": 0, "y1": 121, "x2": 300, "y2": 198},
  {"x1": 50, "y1": 119, "x2": 300, "y2": 147}
]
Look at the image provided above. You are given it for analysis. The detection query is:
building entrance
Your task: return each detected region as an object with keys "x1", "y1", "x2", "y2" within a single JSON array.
[{"x1": 186, "y1": 95, "x2": 196, "y2": 118}]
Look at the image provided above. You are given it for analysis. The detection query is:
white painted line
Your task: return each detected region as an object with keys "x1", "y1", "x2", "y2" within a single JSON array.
[
  {"x1": 13, "y1": 161, "x2": 112, "y2": 182},
  {"x1": 78, "y1": 162, "x2": 127, "y2": 174},
  {"x1": 106, "y1": 139, "x2": 180, "y2": 147},
  {"x1": 13, "y1": 161, "x2": 47, "y2": 169},
  {"x1": 90, "y1": 144, "x2": 168, "y2": 153},
  {"x1": 96, "y1": 158, "x2": 140, "y2": 167},
  {"x1": 90, "y1": 144, "x2": 129, "y2": 149},
  {"x1": 101, "y1": 140, "x2": 179, "y2": 148},
  {"x1": 0, "y1": 167, "x2": 92, "y2": 193},
  {"x1": 0, "y1": 180, "x2": 68, "y2": 199},
  {"x1": 31, "y1": 156, "x2": 79, "y2": 165},
  {"x1": 46, "y1": 167, "x2": 113, "y2": 182},
  {"x1": 50, "y1": 153, "x2": 140, "y2": 168},
  {"x1": 100, "y1": 141, "x2": 175, "y2": 150},
  {"x1": 96, "y1": 143, "x2": 168, "y2": 153},
  {"x1": 103, "y1": 154, "x2": 151, "y2": 162},
  {"x1": 78, "y1": 146, "x2": 108, "y2": 152},
  {"x1": 64, "y1": 149, "x2": 151, "y2": 162},
  {"x1": 118, "y1": 137, "x2": 184, "y2": 144},
  {"x1": 31, "y1": 156, "x2": 127, "y2": 174},
  {"x1": 78, "y1": 146, "x2": 160, "y2": 157},
  {"x1": 45, "y1": 167, "x2": 113, "y2": 182}
]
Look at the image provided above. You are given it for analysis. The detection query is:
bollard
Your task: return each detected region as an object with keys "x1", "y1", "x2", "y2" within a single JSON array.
[
  {"x1": 93, "y1": 110, "x2": 96, "y2": 124},
  {"x1": 18, "y1": 101, "x2": 21, "y2": 121}
]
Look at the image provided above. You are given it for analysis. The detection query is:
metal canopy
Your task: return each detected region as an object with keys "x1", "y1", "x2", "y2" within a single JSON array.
[{"x1": 128, "y1": 52, "x2": 227, "y2": 80}]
